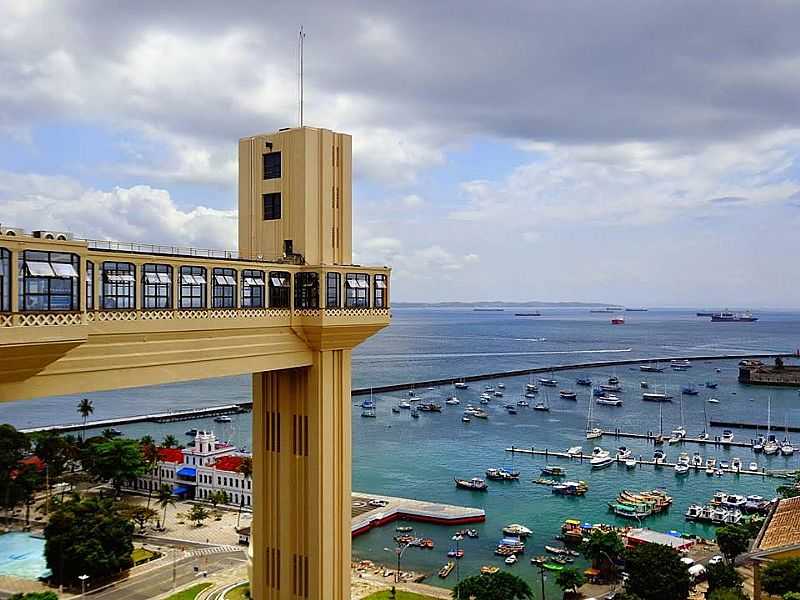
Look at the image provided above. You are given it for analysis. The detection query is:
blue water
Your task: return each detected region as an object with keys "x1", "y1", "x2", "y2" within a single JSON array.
[
  {"x1": 0, "y1": 533, "x2": 50, "y2": 580},
  {"x1": 1, "y1": 307, "x2": 800, "y2": 590}
]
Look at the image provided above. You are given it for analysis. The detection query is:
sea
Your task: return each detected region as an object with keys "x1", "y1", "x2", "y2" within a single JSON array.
[{"x1": 2, "y1": 307, "x2": 800, "y2": 592}]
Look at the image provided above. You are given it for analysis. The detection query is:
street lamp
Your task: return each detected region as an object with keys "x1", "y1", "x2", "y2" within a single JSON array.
[
  {"x1": 78, "y1": 574, "x2": 89, "y2": 596},
  {"x1": 536, "y1": 564, "x2": 547, "y2": 600},
  {"x1": 383, "y1": 541, "x2": 413, "y2": 584}
]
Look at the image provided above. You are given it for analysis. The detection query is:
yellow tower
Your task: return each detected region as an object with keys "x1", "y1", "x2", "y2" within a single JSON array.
[{"x1": 0, "y1": 126, "x2": 390, "y2": 600}]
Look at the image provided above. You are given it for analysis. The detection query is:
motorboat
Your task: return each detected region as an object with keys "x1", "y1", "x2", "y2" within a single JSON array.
[
  {"x1": 600, "y1": 383, "x2": 622, "y2": 393},
  {"x1": 667, "y1": 433, "x2": 683, "y2": 445},
  {"x1": 576, "y1": 378, "x2": 592, "y2": 386},
  {"x1": 505, "y1": 554, "x2": 517, "y2": 565},
  {"x1": 586, "y1": 428, "x2": 603, "y2": 440},
  {"x1": 484, "y1": 386, "x2": 495, "y2": 393},
  {"x1": 723, "y1": 494, "x2": 747, "y2": 510},
  {"x1": 418, "y1": 402, "x2": 442, "y2": 412},
  {"x1": 642, "y1": 392, "x2": 672, "y2": 402},
  {"x1": 559, "y1": 390, "x2": 577, "y2": 400},
  {"x1": 672, "y1": 426, "x2": 687, "y2": 439},
  {"x1": 591, "y1": 447, "x2": 609, "y2": 458},
  {"x1": 625, "y1": 457, "x2": 637, "y2": 469},
  {"x1": 674, "y1": 464, "x2": 690, "y2": 476},
  {"x1": 706, "y1": 381, "x2": 718, "y2": 389},
  {"x1": 719, "y1": 460, "x2": 730, "y2": 470},
  {"x1": 616, "y1": 447, "x2": 632, "y2": 460},
  {"x1": 691, "y1": 453, "x2": 703, "y2": 467},
  {"x1": 524, "y1": 391, "x2": 537, "y2": 399},
  {"x1": 749, "y1": 461, "x2": 759, "y2": 471},
  {"x1": 472, "y1": 409, "x2": 489, "y2": 419},
  {"x1": 526, "y1": 381, "x2": 538, "y2": 393},
  {"x1": 494, "y1": 390, "x2": 504, "y2": 398},
  {"x1": 731, "y1": 457, "x2": 742, "y2": 471},
  {"x1": 214, "y1": 415, "x2": 233, "y2": 423},
  {"x1": 685, "y1": 504, "x2": 705, "y2": 521},
  {"x1": 480, "y1": 392, "x2": 492, "y2": 401},
  {"x1": 567, "y1": 446, "x2": 583, "y2": 456},
  {"x1": 721, "y1": 430, "x2": 734, "y2": 443},
  {"x1": 398, "y1": 401, "x2": 411, "y2": 409},
  {"x1": 506, "y1": 405, "x2": 518, "y2": 414},
  {"x1": 391, "y1": 407, "x2": 401, "y2": 414},
  {"x1": 454, "y1": 477, "x2": 488, "y2": 491},
  {"x1": 653, "y1": 450, "x2": 666, "y2": 465},
  {"x1": 541, "y1": 466, "x2": 566, "y2": 477},
  {"x1": 361, "y1": 406, "x2": 376, "y2": 417},
  {"x1": 596, "y1": 396, "x2": 622, "y2": 406},
  {"x1": 671, "y1": 359, "x2": 692, "y2": 368},
  {"x1": 590, "y1": 455, "x2": 615, "y2": 470},
  {"x1": 698, "y1": 431, "x2": 710, "y2": 440},
  {"x1": 502, "y1": 524, "x2": 533, "y2": 537},
  {"x1": 708, "y1": 398, "x2": 719, "y2": 404},
  {"x1": 681, "y1": 385, "x2": 699, "y2": 396},
  {"x1": 446, "y1": 396, "x2": 460, "y2": 405},
  {"x1": 461, "y1": 416, "x2": 471, "y2": 423},
  {"x1": 640, "y1": 364, "x2": 663, "y2": 373},
  {"x1": 677, "y1": 452, "x2": 690, "y2": 465},
  {"x1": 486, "y1": 468, "x2": 520, "y2": 481},
  {"x1": 497, "y1": 383, "x2": 505, "y2": 389},
  {"x1": 705, "y1": 466, "x2": 715, "y2": 476},
  {"x1": 641, "y1": 381, "x2": 649, "y2": 389},
  {"x1": 539, "y1": 378, "x2": 558, "y2": 387},
  {"x1": 608, "y1": 502, "x2": 650, "y2": 519},
  {"x1": 608, "y1": 376, "x2": 620, "y2": 385},
  {"x1": 409, "y1": 395, "x2": 422, "y2": 402},
  {"x1": 517, "y1": 399, "x2": 529, "y2": 407},
  {"x1": 454, "y1": 380, "x2": 469, "y2": 389}
]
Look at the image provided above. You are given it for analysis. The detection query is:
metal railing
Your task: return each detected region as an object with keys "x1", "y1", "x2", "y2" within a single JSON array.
[{"x1": 79, "y1": 238, "x2": 290, "y2": 264}]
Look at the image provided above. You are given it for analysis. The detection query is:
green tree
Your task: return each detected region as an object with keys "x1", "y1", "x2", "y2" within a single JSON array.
[
  {"x1": 139, "y1": 438, "x2": 159, "y2": 509},
  {"x1": 451, "y1": 571, "x2": 533, "y2": 599},
  {"x1": 161, "y1": 434, "x2": 178, "y2": 449},
  {"x1": 156, "y1": 484, "x2": 175, "y2": 529},
  {"x1": 582, "y1": 530, "x2": 625, "y2": 579},
  {"x1": 31, "y1": 432, "x2": 69, "y2": 478},
  {"x1": 236, "y1": 457, "x2": 253, "y2": 528},
  {"x1": 9, "y1": 592, "x2": 60, "y2": 600},
  {"x1": 0, "y1": 424, "x2": 32, "y2": 525},
  {"x1": 12, "y1": 464, "x2": 42, "y2": 526},
  {"x1": 555, "y1": 567, "x2": 586, "y2": 598},
  {"x1": 186, "y1": 504, "x2": 210, "y2": 527},
  {"x1": 707, "y1": 562, "x2": 743, "y2": 593},
  {"x1": 784, "y1": 593, "x2": 800, "y2": 600},
  {"x1": 761, "y1": 557, "x2": 800, "y2": 597},
  {"x1": 208, "y1": 490, "x2": 228, "y2": 508},
  {"x1": 44, "y1": 495, "x2": 133, "y2": 586},
  {"x1": 716, "y1": 525, "x2": 751, "y2": 562},
  {"x1": 77, "y1": 398, "x2": 93, "y2": 441},
  {"x1": 120, "y1": 504, "x2": 158, "y2": 532},
  {"x1": 624, "y1": 543, "x2": 691, "y2": 600},
  {"x1": 88, "y1": 438, "x2": 147, "y2": 496},
  {"x1": 707, "y1": 589, "x2": 748, "y2": 600}
]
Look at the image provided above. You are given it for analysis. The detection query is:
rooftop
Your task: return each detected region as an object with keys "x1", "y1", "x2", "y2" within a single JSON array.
[
  {"x1": 158, "y1": 448, "x2": 185, "y2": 463},
  {"x1": 756, "y1": 496, "x2": 800, "y2": 551},
  {"x1": 626, "y1": 528, "x2": 694, "y2": 550},
  {"x1": 212, "y1": 455, "x2": 246, "y2": 473}
]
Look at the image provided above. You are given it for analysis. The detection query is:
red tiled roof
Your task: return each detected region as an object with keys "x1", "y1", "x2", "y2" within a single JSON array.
[
  {"x1": 20, "y1": 456, "x2": 46, "y2": 471},
  {"x1": 758, "y1": 496, "x2": 800, "y2": 551},
  {"x1": 158, "y1": 448, "x2": 184, "y2": 463},
  {"x1": 213, "y1": 456, "x2": 244, "y2": 473}
]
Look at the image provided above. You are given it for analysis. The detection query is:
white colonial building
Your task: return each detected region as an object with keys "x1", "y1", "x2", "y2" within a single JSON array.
[{"x1": 130, "y1": 430, "x2": 252, "y2": 508}]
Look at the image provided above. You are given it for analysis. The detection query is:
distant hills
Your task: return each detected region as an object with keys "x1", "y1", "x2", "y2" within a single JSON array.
[{"x1": 392, "y1": 301, "x2": 618, "y2": 308}]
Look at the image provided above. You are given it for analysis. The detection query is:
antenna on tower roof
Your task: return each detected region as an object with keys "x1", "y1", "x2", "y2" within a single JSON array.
[{"x1": 298, "y1": 25, "x2": 306, "y2": 127}]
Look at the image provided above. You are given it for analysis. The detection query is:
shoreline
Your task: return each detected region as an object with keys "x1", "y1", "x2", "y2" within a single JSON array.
[{"x1": 17, "y1": 351, "x2": 791, "y2": 433}]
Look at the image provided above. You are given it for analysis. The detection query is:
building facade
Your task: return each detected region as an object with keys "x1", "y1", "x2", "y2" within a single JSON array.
[
  {"x1": 129, "y1": 431, "x2": 253, "y2": 508},
  {"x1": 0, "y1": 125, "x2": 390, "y2": 600}
]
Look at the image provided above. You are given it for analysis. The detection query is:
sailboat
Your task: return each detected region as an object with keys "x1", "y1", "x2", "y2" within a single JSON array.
[
  {"x1": 361, "y1": 389, "x2": 377, "y2": 417},
  {"x1": 668, "y1": 395, "x2": 686, "y2": 444},
  {"x1": 585, "y1": 391, "x2": 602, "y2": 439},
  {"x1": 653, "y1": 402, "x2": 665, "y2": 445},
  {"x1": 534, "y1": 388, "x2": 551, "y2": 412},
  {"x1": 764, "y1": 397, "x2": 780, "y2": 455},
  {"x1": 782, "y1": 415, "x2": 795, "y2": 456},
  {"x1": 698, "y1": 402, "x2": 710, "y2": 440}
]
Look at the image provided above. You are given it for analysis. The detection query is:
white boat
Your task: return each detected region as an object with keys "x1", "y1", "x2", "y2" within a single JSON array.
[
  {"x1": 524, "y1": 391, "x2": 537, "y2": 399},
  {"x1": 667, "y1": 433, "x2": 683, "y2": 445},
  {"x1": 731, "y1": 458, "x2": 742, "y2": 471},
  {"x1": 586, "y1": 428, "x2": 603, "y2": 439},
  {"x1": 497, "y1": 383, "x2": 505, "y2": 389},
  {"x1": 616, "y1": 447, "x2": 632, "y2": 460},
  {"x1": 502, "y1": 523, "x2": 532, "y2": 537},
  {"x1": 764, "y1": 439, "x2": 780, "y2": 455},
  {"x1": 454, "y1": 380, "x2": 469, "y2": 390},
  {"x1": 675, "y1": 464, "x2": 689, "y2": 476},
  {"x1": 591, "y1": 447, "x2": 610, "y2": 458},
  {"x1": 484, "y1": 386, "x2": 495, "y2": 393},
  {"x1": 721, "y1": 430, "x2": 734, "y2": 443},
  {"x1": 567, "y1": 446, "x2": 583, "y2": 456},
  {"x1": 782, "y1": 440, "x2": 795, "y2": 456},
  {"x1": 409, "y1": 395, "x2": 423, "y2": 402},
  {"x1": 691, "y1": 453, "x2": 703, "y2": 467},
  {"x1": 677, "y1": 452, "x2": 690, "y2": 465},
  {"x1": 708, "y1": 398, "x2": 719, "y2": 404},
  {"x1": 214, "y1": 415, "x2": 233, "y2": 423},
  {"x1": 462, "y1": 416, "x2": 471, "y2": 423},
  {"x1": 642, "y1": 391, "x2": 672, "y2": 402},
  {"x1": 653, "y1": 450, "x2": 666, "y2": 465},
  {"x1": 625, "y1": 458, "x2": 637, "y2": 469},
  {"x1": 596, "y1": 395, "x2": 622, "y2": 406},
  {"x1": 446, "y1": 396, "x2": 460, "y2": 405},
  {"x1": 494, "y1": 391, "x2": 504, "y2": 398},
  {"x1": 749, "y1": 461, "x2": 759, "y2": 471},
  {"x1": 590, "y1": 456, "x2": 615, "y2": 469},
  {"x1": 670, "y1": 359, "x2": 691, "y2": 368},
  {"x1": 505, "y1": 554, "x2": 517, "y2": 565},
  {"x1": 398, "y1": 401, "x2": 411, "y2": 409},
  {"x1": 480, "y1": 392, "x2": 492, "y2": 401},
  {"x1": 517, "y1": 399, "x2": 529, "y2": 407},
  {"x1": 705, "y1": 466, "x2": 715, "y2": 476}
]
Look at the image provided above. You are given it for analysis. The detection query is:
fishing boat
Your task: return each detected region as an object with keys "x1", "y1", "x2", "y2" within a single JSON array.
[
  {"x1": 552, "y1": 481, "x2": 588, "y2": 496},
  {"x1": 486, "y1": 467, "x2": 520, "y2": 481},
  {"x1": 608, "y1": 502, "x2": 650, "y2": 519},
  {"x1": 541, "y1": 466, "x2": 566, "y2": 477},
  {"x1": 576, "y1": 378, "x2": 592, "y2": 386},
  {"x1": 454, "y1": 477, "x2": 488, "y2": 491},
  {"x1": 438, "y1": 562, "x2": 455, "y2": 578},
  {"x1": 559, "y1": 390, "x2": 577, "y2": 400},
  {"x1": 503, "y1": 524, "x2": 533, "y2": 537}
]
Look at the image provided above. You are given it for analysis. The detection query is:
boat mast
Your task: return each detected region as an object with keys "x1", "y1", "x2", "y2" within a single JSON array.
[{"x1": 659, "y1": 402, "x2": 663, "y2": 436}]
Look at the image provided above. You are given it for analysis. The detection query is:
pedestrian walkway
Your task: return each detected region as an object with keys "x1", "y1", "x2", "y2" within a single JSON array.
[{"x1": 190, "y1": 545, "x2": 244, "y2": 557}]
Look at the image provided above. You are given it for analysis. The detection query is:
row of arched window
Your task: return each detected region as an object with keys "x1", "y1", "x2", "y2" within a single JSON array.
[{"x1": 0, "y1": 248, "x2": 388, "y2": 312}]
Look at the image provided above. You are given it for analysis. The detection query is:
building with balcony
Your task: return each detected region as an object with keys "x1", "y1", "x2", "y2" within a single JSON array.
[{"x1": 0, "y1": 125, "x2": 390, "y2": 600}]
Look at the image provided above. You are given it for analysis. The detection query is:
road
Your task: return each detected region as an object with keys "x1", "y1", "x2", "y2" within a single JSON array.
[{"x1": 86, "y1": 549, "x2": 246, "y2": 600}]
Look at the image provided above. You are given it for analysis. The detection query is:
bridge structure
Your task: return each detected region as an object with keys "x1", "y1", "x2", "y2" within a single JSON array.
[{"x1": 0, "y1": 126, "x2": 391, "y2": 600}]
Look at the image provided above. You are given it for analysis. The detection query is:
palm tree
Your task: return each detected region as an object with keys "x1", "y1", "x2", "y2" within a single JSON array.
[
  {"x1": 156, "y1": 484, "x2": 175, "y2": 530},
  {"x1": 77, "y1": 398, "x2": 93, "y2": 441},
  {"x1": 140, "y1": 438, "x2": 159, "y2": 510},
  {"x1": 161, "y1": 434, "x2": 178, "y2": 449},
  {"x1": 237, "y1": 457, "x2": 253, "y2": 528}
]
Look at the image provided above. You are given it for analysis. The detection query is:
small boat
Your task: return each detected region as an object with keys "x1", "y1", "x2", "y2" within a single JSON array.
[
  {"x1": 446, "y1": 396, "x2": 460, "y2": 405},
  {"x1": 503, "y1": 524, "x2": 533, "y2": 537},
  {"x1": 186, "y1": 429, "x2": 199, "y2": 436},
  {"x1": 616, "y1": 447, "x2": 632, "y2": 460},
  {"x1": 559, "y1": 390, "x2": 577, "y2": 400},
  {"x1": 398, "y1": 401, "x2": 411, "y2": 409},
  {"x1": 608, "y1": 502, "x2": 650, "y2": 519},
  {"x1": 653, "y1": 450, "x2": 666, "y2": 465},
  {"x1": 418, "y1": 402, "x2": 442, "y2": 412},
  {"x1": 480, "y1": 566, "x2": 500, "y2": 575},
  {"x1": 749, "y1": 461, "x2": 759, "y2": 471},
  {"x1": 640, "y1": 364, "x2": 663, "y2": 373},
  {"x1": 472, "y1": 409, "x2": 489, "y2": 419},
  {"x1": 409, "y1": 395, "x2": 422, "y2": 402},
  {"x1": 596, "y1": 396, "x2": 623, "y2": 406},
  {"x1": 454, "y1": 380, "x2": 469, "y2": 389},
  {"x1": 505, "y1": 554, "x2": 517, "y2": 565},
  {"x1": 480, "y1": 392, "x2": 492, "y2": 401},
  {"x1": 586, "y1": 428, "x2": 603, "y2": 439},
  {"x1": 721, "y1": 430, "x2": 734, "y2": 443},
  {"x1": 396, "y1": 526, "x2": 413, "y2": 532},
  {"x1": 506, "y1": 405, "x2": 518, "y2": 414},
  {"x1": 454, "y1": 477, "x2": 488, "y2": 491},
  {"x1": 611, "y1": 316, "x2": 625, "y2": 325},
  {"x1": 541, "y1": 466, "x2": 566, "y2": 477},
  {"x1": 446, "y1": 548, "x2": 465, "y2": 559},
  {"x1": 706, "y1": 382, "x2": 718, "y2": 389},
  {"x1": 708, "y1": 398, "x2": 719, "y2": 404},
  {"x1": 494, "y1": 391, "x2": 504, "y2": 398},
  {"x1": 485, "y1": 385, "x2": 495, "y2": 393},
  {"x1": 691, "y1": 453, "x2": 703, "y2": 467},
  {"x1": 698, "y1": 431, "x2": 710, "y2": 440},
  {"x1": 486, "y1": 468, "x2": 520, "y2": 481},
  {"x1": 214, "y1": 415, "x2": 233, "y2": 423},
  {"x1": 731, "y1": 457, "x2": 742, "y2": 471},
  {"x1": 391, "y1": 407, "x2": 400, "y2": 414},
  {"x1": 590, "y1": 455, "x2": 615, "y2": 470},
  {"x1": 576, "y1": 378, "x2": 592, "y2": 386},
  {"x1": 539, "y1": 378, "x2": 558, "y2": 387},
  {"x1": 462, "y1": 416, "x2": 471, "y2": 423},
  {"x1": 542, "y1": 562, "x2": 565, "y2": 572},
  {"x1": 567, "y1": 446, "x2": 583, "y2": 456},
  {"x1": 438, "y1": 562, "x2": 455, "y2": 578},
  {"x1": 498, "y1": 383, "x2": 505, "y2": 389},
  {"x1": 625, "y1": 458, "x2": 637, "y2": 469},
  {"x1": 600, "y1": 383, "x2": 622, "y2": 392},
  {"x1": 642, "y1": 392, "x2": 672, "y2": 402},
  {"x1": 641, "y1": 381, "x2": 649, "y2": 389},
  {"x1": 533, "y1": 401, "x2": 550, "y2": 412},
  {"x1": 674, "y1": 464, "x2": 689, "y2": 476},
  {"x1": 681, "y1": 386, "x2": 699, "y2": 396},
  {"x1": 517, "y1": 399, "x2": 529, "y2": 407},
  {"x1": 524, "y1": 391, "x2": 537, "y2": 398},
  {"x1": 667, "y1": 433, "x2": 683, "y2": 445},
  {"x1": 671, "y1": 359, "x2": 692, "y2": 368}
]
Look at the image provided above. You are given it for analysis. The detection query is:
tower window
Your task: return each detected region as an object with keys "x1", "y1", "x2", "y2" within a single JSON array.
[
  {"x1": 294, "y1": 272, "x2": 319, "y2": 309},
  {"x1": 345, "y1": 273, "x2": 370, "y2": 308},
  {"x1": 263, "y1": 152, "x2": 281, "y2": 179},
  {"x1": 212, "y1": 267, "x2": 237, "y2": 308},
  {"x1": 268, "y1": 271, "x2": 290, "y2": 308},
  {"x1": 326, "y1": 273, "x2": 340, "y2": 308},
  {"x1": 101, "y1": 261, "x2": 135, "y2": 310},
  {"x1": 180, "y1": 265, "x2": 207, "y2": 309},
  {"x1": 143, "y1": 264, "x2": 173, "y2": 309},
  {"x1": 242, "y1": 269, "x2": 265, "y2": 308},
  {"x1": 374, "y1": 274, "x2": 387, "y2": 308},
  {"x1": 263, "y1": 193, "x2": 281, "y2": 220}
]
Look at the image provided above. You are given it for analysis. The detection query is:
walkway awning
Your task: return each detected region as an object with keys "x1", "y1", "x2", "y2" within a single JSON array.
[
  {"x1": 176, "y1": 467, "x2": 196, "y2": 478},
  {"x1": 172, "y1": 485, "x2": 190, "y2": 496}
]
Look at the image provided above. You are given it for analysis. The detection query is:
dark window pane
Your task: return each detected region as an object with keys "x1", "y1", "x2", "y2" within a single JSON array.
[
  {"x1": 326, "y1": 273, "x2": 340, "y2": 308},
  {"x1": 263, "y1": 193, "x2": 281, "y2": 220},
  {"x1": 294, "y1": 272, "x2": 319, "y2": 308},
  {"x1": 262, "y1": 152, "x2": 281, "y2": 179}
]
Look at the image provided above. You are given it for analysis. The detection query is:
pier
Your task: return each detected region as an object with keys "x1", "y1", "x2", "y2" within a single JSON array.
[
  {"x1": 351, "y1": 352, "x2": 792, "y2": 396},
  {"x1": 709, "y1": 420, "x2": 800, "y2": 433},
  {"x1": 351, "y1": 492, "x2": 486, "y2": 537},
  {"x1": 598, "y1": 429, "x2": 756, "y2": 449},
  {"x1": 504, "y1": 447, "x2": 777, "y2": 477}
]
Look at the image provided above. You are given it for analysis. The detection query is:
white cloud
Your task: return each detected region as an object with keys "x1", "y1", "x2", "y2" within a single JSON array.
[{"x1": 401, "y1": 194, "x2": 424, "y2": 208}]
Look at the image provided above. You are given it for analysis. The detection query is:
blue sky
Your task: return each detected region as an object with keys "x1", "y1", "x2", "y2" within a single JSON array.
[{"x1": 2, "y1": 1, "x2": 800, "y2": 307}]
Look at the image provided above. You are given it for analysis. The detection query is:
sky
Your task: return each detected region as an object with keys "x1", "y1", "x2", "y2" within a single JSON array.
[{"x1": 1, "y1": 1, "x2": 800, "y2": 307}]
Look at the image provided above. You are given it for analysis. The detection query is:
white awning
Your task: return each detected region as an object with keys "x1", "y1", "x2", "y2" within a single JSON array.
[
  {"x1": 214, "y1": 275, "x2": 237, "y2": 286},
  {"x1": 26, "y1": 261, "x2": 55, "y2": 277},
  {"x1": 52, "y1": 263, "x2": 79, "y2": 278},
  {"x1": 182, "y1": 274, "x2": 206, "y2": 285},
  {"x1": 270, "y1": 276, "x2": 288, "y2": 287},
  {"x1": 345, "y1": 277, "x2": 358, "y2": 288},
  {"x1": 117, "y1": 273, "x2": 135, "y2": 283},
  {"x1": 359, "y1": 279, "x2": 369, "y2": 289},
  {"x1": 375, "y1": 279, "x2": 387, "y2": 289},
  {"x1": 244, "y1": 277, "x2": 265, "y2": 287},
  {"x1": 157, "y1": 272, "x2": 171, "y2": 284},
  {"x1": 145, "y1": 272, "x2": 171, "y2": 285}
]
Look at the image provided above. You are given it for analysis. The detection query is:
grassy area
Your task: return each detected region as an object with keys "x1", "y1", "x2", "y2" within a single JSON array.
[
  {"x1": 362, "y1": 592, "x2": 439, "y2": 600},
  {"x1": 131, "y1": 547, "x2": 160, "y2": 565},
  {"x1": 224, "y1": 582, "x2": 250, "y2": 599},
  {"x1": 164, "y1": 582, "x2": 214, "y2": 600}
]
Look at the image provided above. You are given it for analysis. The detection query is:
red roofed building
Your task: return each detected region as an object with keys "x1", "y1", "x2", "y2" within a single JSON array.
[{"x1": 128, "y1": 431, "x2": 251, "y2": 508}]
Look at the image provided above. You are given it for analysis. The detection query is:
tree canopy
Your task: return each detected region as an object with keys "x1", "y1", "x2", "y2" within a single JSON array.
[
  {"x1": 715, "y1": 524, "x2": 752, "y2": 562},
  {"x1": 9, "y1": 593, "x2": 59, "y2": 600},
  {"x1": 707, "y1": 562, "x2": 743, "y2": 593},
  {"x1": 85, "y1": 438, "x2": 147, "y2": 495},
  {"x1": 556, "y1": 568, "x2": 586, "y2": 596},
  {"x1": 44, "y1": 494, "x2": 134, "y2": 586},
  {"x1": 451, "y1": 571, "x2": 533, "y2": 600},
  {"x1": 761, "y1": 557, "x2": 800, "y2": 597},
  {"x1": 582, "y1": 530, "x2": 625, "y2": 577},
  {"x1": 624, "y1": 543, "x2": 691, "y2": 600}
]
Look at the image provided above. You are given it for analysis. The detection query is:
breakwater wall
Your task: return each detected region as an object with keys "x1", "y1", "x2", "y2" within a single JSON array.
[{"x1": 350, "y1": 352, "x2": 792, "y2": 396}]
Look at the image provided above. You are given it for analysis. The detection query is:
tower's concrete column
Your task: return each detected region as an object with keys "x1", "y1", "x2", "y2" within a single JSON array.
[{"x1": 251, "y1": 348, "x2": 352, "y2": 600}]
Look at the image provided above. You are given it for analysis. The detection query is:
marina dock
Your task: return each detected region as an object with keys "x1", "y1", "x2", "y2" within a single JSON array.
[
  {"x1": 709, "y1": 420, "x2": 800, "y2": 433},
  {"x1": 503, "y1": 447, "x2": 777, "y2": 477},
  {"x1": 351, "y1": 492, "x2": 486, "y2": 537},
  {"x1": 598, "y1": 429, "x2": 757, "y2": 449}
]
